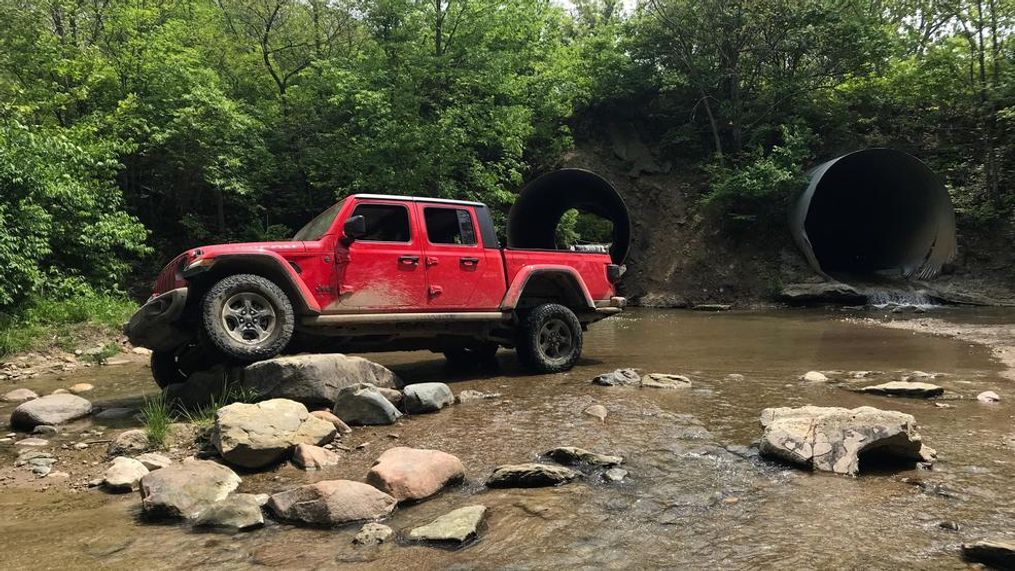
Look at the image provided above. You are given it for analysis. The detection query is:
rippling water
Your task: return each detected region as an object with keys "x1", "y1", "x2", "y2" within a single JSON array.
[{"x1": 0, "y1": 308, "x2": 1012, "y2": 570}]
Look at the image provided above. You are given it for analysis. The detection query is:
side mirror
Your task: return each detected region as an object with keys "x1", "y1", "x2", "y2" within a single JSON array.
[{"x1": 343, "y1": 215, "x2": 367, "y2": 241}]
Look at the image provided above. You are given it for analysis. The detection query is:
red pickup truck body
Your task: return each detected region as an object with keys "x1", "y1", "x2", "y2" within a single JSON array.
[{"x1": 128, "y1": 193, "x2": 625, "y2": 385}]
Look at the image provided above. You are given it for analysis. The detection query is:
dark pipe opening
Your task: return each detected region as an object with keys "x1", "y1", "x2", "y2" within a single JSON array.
[
  {"x1": 507, "y1": 168, "x2": 630, "y2": 264},
  {"x1": 792, "y1": 149, "x2": 955, "y2": 280}
]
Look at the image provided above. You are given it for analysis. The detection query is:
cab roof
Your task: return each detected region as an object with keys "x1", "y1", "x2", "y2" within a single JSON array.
[{"x1": 351, "y1": 194, "x2": 486, "y2": 208}]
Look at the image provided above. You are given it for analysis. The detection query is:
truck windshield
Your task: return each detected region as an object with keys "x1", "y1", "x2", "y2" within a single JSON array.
[{"x1": 293, "y1": 200, "x2": 344, "y2": 241}]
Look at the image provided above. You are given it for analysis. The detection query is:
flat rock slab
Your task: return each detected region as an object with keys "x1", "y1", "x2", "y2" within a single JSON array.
[
  {"x1": 366, "y1": 447, "x2": 465, "y2": 502},
  {"x1": 591, "y1": 369, "x2": 640, "y2": 386},
  {"x1": 11, "y1": 394, "x2": 92, "y2": 429},
  {"x1": 139, "y1": 460, "x2": 242, "y2": 520},
  {"x1": 962, "y1": 539, "x2": 1015, "y2": 568},
  {"x1": 642, "y1": 373, "x2": 692, "y2": 389},
  {"x1": 403, "y1": 383, "x2": 454, "y2": 414},
  {"x1": 193, "y1": 493, "x2": 264, "y2": 532},
  {"x1": 268, "y1": 480, "x2": 396, "y2": 526},
  {"x1": 332, "y1": 384, "x2": 402, "y2": 426},
  {"x1": 2, "y1": 388, "x2": 38, "y2": 402},
  {"x1": 212, "y1": 399, "x2": 336, "y2": 469},
  {"x1": 759, "y1": 406, "x2": 935, "y2": 476},
  {"x1": 545, "y1": 447, "x2": 623, "y2": 467},
  {"x1": 242, "y1": 354, "x2": 402, "y2": 407},
  {"x1": 487, "y1": 463, "x2": 580, "y2": 488},
  {"x1": 857, "y1": 381, "x2": 944, "y2": 398},
  {"x1": 408, "y1": 505, "x2": 486, "y2": 544}
]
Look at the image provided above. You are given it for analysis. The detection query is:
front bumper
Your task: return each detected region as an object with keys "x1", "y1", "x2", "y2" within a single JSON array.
[{"x1": 124, "y1": 287, "x2": 191, "y2": 351}]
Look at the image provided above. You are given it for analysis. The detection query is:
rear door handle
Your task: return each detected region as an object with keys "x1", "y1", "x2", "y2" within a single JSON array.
[
  {"x1": 460, "y1": 257, "x2": 479, "y2": 266},
  {"x1": 398, "y1": 255, "x2": 419, "y2": 266}
]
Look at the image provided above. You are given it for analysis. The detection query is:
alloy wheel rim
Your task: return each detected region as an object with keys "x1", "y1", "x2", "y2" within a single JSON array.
[
  {"x1": 538, "y1": 318, "x2": 573, "y2": 361},
  {"x1": 221, "y1": 292, "x2": 277, "y2": 345}
]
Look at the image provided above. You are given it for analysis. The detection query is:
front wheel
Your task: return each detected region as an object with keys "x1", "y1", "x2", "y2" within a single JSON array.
[
  {"x1": 201, "y1": 274, "x2": 294, "y2": 363},
  {"x1": 516, "y1": 303, "x2": 583, "y2": 373}
]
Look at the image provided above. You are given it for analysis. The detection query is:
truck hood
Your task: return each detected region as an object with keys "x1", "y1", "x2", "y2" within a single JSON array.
[{"x1": 192, "y1": 240, "x2": 308, "y2": 257}]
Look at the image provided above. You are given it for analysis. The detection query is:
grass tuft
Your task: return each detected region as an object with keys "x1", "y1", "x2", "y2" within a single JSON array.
[{"x1": 141, "y1": 392, "x2": 173, "y2": 449}]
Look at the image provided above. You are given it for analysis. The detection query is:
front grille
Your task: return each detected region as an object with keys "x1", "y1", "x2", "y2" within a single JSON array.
[{"x1": 152, "y1": 254, "x2": 188, "y2": 296}]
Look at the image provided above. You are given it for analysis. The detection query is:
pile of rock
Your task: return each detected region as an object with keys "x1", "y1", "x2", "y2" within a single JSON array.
[
  {"x1": 487, "y1": 446, "x2": 626, "y2": 487},
  {"x1": 591, "y1": 369, "x2": 691, "y2": 389}
]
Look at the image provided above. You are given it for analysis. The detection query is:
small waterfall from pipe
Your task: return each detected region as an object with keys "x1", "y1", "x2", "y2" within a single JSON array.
[{"x1": 865, "y1": 289, "x2": 935, "y2": 309}]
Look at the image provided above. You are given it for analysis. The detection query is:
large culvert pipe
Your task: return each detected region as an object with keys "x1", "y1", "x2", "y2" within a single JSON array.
[
  {"x1": 507, "y1": 168, "x2": 631, "y2": 264},
  {"x1": 791, "y1": 149, "x2": 956, "y2": 279}
]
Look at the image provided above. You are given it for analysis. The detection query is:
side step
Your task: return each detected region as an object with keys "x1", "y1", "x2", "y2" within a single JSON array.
[{"x1": 302, "y1": 312, "x2": 510, "y2": 327}]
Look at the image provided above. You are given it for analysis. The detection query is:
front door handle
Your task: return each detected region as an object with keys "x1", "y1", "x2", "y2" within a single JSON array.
[
  {"x1": 398, "y1": 255, "x2": 419, "y2": 266},
  {"x1": 460, "y1": 257, "x2": 479, "y2": 266}
]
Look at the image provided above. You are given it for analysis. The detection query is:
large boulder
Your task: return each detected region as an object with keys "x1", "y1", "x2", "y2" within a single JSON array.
[
  {"x1": 212, "y1": 399, "x2": 336, "y2": 469},
  {"x1": 486, "y1": 463, "x2": 580, "y2": 488},
  {"x1": 139, "y1": 459, "x2": 242, "y2": 519},
  {"x1": 857, "y1": 381, "x2": 944, "y2": 398},
  {"x1": 402, "y1": 383, "x2": 454, "y2": 414},
  {"x1": 366, "y1": 447, "x2": 465, "y2": 502},
  {"x1": 332, "y1": 384, "x2": 402, "y2": 426},
  {"x1": 408, "y1": 505, "x2": 486, "y2": 544},
  {"x1": 242, "y1": 354, "x2": 402, "y2": 407},
  {"x1": 758, "y1": 406, "x2": 935, "y2": 476},
  {"x1": 193, "y1": 493, "x2": 265, "y2": 532},
  {"x1": 10, "y1": 393, "x2": 91, "y2": 429},
  {"x1": 267, "y1": 480, "x2": 396, "y2": 526}
]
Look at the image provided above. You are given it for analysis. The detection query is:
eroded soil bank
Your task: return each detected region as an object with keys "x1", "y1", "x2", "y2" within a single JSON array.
[{"x1": 0, "y1": 308, "x2": 1012, "y2": 569}]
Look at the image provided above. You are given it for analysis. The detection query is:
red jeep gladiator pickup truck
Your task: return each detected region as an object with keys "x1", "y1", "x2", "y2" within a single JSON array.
[{"x1": 127, "y1": 185, "x2": 627, "y2": 387}]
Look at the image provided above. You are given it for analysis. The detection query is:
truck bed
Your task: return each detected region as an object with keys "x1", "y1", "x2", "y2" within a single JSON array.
[{"x1": 502, "y1": 248, "x2": 615, "y2": 302}]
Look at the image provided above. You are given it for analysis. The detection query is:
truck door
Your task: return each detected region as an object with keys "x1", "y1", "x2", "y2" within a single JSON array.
[
  {"x1": 418, "y1": 204, "x2": 502, "y2": 309},
  {"x1": 331, "y1": 200, "x2": 427, "y2": 311}
]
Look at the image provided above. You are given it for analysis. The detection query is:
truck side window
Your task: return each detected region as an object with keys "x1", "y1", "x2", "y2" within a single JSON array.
[
  {"x1": 351, "y1": 203, "x2": 411, "y2": 242},
  {"x1": 424, "y1": 207, "x2": 477, "y2": 245}
]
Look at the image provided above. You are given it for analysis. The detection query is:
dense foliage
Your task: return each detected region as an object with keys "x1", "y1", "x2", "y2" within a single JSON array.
[{"x1": 1, "y1": 0, "x2": 1013, "y2": 319}]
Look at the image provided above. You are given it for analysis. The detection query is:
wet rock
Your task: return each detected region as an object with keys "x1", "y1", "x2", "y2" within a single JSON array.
[
  {"x1": 107, "y1": 429, "x2": 150, "y2": 456},
  {"x1": 242, "y1": 354, "x2": 402, "y2": 408},
  {"x1": 977, "y1": 391, "x2": 1001, "y2": 403},
  {"x1": 592, "y1": 368, "x2": 640, "y2": 386},
  {"x1": 332, "y1": 383, "x2": 403, "y2": 426},
  {"x1": 779, "y1": 282, "x2": 865, "y2": 305},
  {"x1": 962, "y1": 539, "x2": 1015, "y2": 568},
  {"x1": 402, "y1": 383, "x2": 454, "y2": 414},
  {"x1": 366, "y1": 447, "x2": 465, "y2": 502},
  {"x1": 32, "y1": 425, "x2": 58, "y2": 436},
  {"x1": 641, "y1": 373, "x2": 692, "y2": 389},
  {"x1": 799, "y1": 371, "x2": 828, "y2": 382},
  {"x1": 583, "y1": 404, "x2": 608, "y2": 422},
  {"x1": 938, "y1": 520, "x2": 961, "y2": 531},
  {"x1": 691, "y1": 304, "x2": 732, "y2": 311},
  {"x1": 725, "y1": 374, "x2": 746, "y2": 381},
  {"x1": 2, "y1": 388, "x2": 38, "y2": 402},
  {"x1": 139, "y1": 459, "x2": 242, "y2": 519},
  {"x1": 103, "y1": 456, "x2": 149, "y2": 492},
  {"x1": 68, "y1": 383, "x2": 94, "y2": 394},
  {"x1": 267, "y1": 480, "x2": 396, "y2": 526},
  {"x1": 17, "y1": 451, "x2": 56, "y2": 476},
  {"x1": 604, "y1": 468, "x2": 628, "y2": 482},
  {"x1": 759, "y1": 406, "x2": 935, "y2": 476},
  {"x1": 545, "y1": 446, "x2": 623, "y2": 467},
  {"x1": 212, "y1": 399, "x2": 337, "y2": 469},
  {"x1": 15, "y1": 437, "x2": 50, "y2": 447},
  {"x1": 408, "y1": 505, "x2": 486, "y2": 544},
  {"x1": 94, "y1": 407, "x2": 138, "y2": 421},
  {"x1": 193, "y1": 493, "x2": 264, "y2": 532},
  {"x1": 292, "y1": 443, "x2": 341, "y2": 470},
  {"x1": 310, "y1": 410, "x2": 352, "y2": 434},
  {"x1": 487, "y1": 463, "x2": 580, "y2": 488},
  {"x1": 457, "y1": 390, "x2": 501, "y2": 404},
  {"x1": 354, "y1": 522, "x2": 394, "y2": 545},
  {"x1": 136, "y1": 452, "x2": 172, "y2": 471},
  {"x1": 857, "y1": 381, "x2": 944, "y2": 398},
  {"x1": 10, "y1": 393, "x2": 92, "y2": 429}
]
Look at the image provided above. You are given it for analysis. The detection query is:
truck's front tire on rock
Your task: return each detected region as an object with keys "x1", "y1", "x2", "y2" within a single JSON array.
[
  {"x1": 201, "y1": 274, "x2": 294, "y2": 363},
  {"x1": 516, "y1": 303, "x2": 583, "y2": 373}
]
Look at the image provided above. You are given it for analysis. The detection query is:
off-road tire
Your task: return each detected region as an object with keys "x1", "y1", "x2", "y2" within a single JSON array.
[
  {"x1": 201, "y1": 274, "x2": 294, "y2": 363},
  {"x1": 444, "y1": 342, "x2": 500, "y2": 369},
  {"x1": 150, "y1": 350, "x2": 188, "y2": 388},
  {"x1": 516, "y1": 303, "x2": 583, "y2": 373}
]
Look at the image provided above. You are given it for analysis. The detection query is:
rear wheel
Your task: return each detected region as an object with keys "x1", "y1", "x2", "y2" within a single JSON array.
[
  {"x1": 443, "y1": 342, "x2": 499, "y2": 369},
  {"x1": 516, "y1": 303, "x2": 583, "y2": 373},
  {"x1": 201, "y1": 274, "x2": 294, "y2": 363}
]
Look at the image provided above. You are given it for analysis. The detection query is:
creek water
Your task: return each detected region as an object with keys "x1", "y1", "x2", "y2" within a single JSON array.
[{"x1": 0, "y1": 308, "x2": 1012, "y2": 570}]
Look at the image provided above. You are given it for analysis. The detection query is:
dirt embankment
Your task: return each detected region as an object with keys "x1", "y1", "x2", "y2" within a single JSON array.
[{"x1": 563, "y1": 127, "x2": 1015, "y2": 307}]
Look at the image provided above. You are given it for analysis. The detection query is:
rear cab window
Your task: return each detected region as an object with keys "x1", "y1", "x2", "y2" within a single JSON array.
[
  {"x1": 424, "y1": 207, "x2": 477, "y2": 246},
  {"x1": 351, "y1": 203, "x2": 412, "y2": 242}
]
